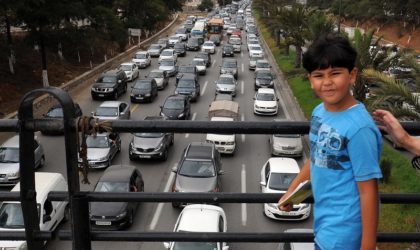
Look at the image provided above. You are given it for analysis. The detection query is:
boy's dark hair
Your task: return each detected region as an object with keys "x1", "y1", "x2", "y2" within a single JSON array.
[{"x1": 302, "y1": 34, "x2": 357, "y2": 73}]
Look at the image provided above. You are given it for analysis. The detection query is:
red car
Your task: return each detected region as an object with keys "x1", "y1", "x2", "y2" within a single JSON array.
[{"x1": 232, "y1": 29, "x2": 241, "y2": 38}]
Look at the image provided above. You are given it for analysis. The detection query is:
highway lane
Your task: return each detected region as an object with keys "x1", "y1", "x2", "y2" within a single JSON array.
[{"x1": 13, "y1": 22, "x2": 313, "y2": 250}]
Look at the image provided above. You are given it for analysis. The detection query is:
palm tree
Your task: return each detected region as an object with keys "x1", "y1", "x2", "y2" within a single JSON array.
[{"x1": 307, "y1": 11, "x2": 335, "y2": 41}]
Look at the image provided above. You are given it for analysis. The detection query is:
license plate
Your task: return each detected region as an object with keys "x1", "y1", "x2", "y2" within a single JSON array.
[
  {"x1": 96, "y1": 221, "x2": 111, "y2": 226},
  {"x1": 98, "y1": 94, "x2": 104, "y2": 97},
  {"x1": 139, "y1": 155, "x2": 151, "y2": 158},
  {"x1": 136, "y1": 96, "x2": 144, "y2": 99}
]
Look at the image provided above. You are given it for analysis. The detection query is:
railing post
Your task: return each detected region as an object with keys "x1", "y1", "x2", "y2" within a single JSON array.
[{"x1": 71, "y1": 194, "x2": 91, "y2": 250}]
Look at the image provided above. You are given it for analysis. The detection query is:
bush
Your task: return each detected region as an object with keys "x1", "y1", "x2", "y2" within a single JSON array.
[
  {"x1": 380, "y1": 158, "x2": 392, "y2": 184},
  {"x1": 198, "y1": 0, "x2": 213, "y2": 12}
]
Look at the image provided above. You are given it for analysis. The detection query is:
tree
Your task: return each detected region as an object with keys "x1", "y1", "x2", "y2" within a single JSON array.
[
  {"x1": 1, "y1": 0, "x2": 19, "y2": 74},
  {"x1": 307, "y1": 11, "x2": 335, "y2": 42},
  {"x1": 198, "y1": 0, "x2": 213, "y2": 12}
]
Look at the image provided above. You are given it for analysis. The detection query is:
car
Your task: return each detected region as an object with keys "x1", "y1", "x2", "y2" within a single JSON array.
[
  {"x1": 160, "y1": 95, "x2": 191, "y2": 120},
  {"x1": 201, "y1": 41, "x2": 216, "y2": 54},
  {"x1": 174, "y1": 42, "x2": 187, "y2": 57},
  {"x1": 231, "y1": 28, "x2": 241, "y2": 37},
  {"x1": 171, "y1": 142, "x2": 224, "y2": 208},
  {"x1": 209, "y1": 34, "x2": 221, "y2": 46},
  {"x1": 78, "y1": 132, "x2": 121, "y2": 169},
  {"x1": 147, "y1": 69, "x2": 169, "y2": 90},
  {"x1": 176, "y1": 65, "x2": 199, "y2": 83},
  {"x1": 90, "y1": 165, "x2": 144, "y2": 230},
  {"x1": 195, "y1": 51, "x2": 212, "y2": 67},
  {"x1": 41, "y1": 103, "x2": 83, "y2": 135},
  {"x1": 132, "y1": 51, "x2": 151, "y2": 68},
  {"x1": 214, "y1": 93, "x2": 233, "y2": 101},
  {"x1": 92, "y1": 101, "x2": 130, "y2": 120},
  {"x1": 147, "y1": 43, "x2": 163, "y2": 57},
  {"x1": 246, "y1": 33, "x2": 258, "y2": 42},
  {"x1": 206, "y1": 117, "x2": 236, "y2": 154},
  {"x1": 269, "y1": 120, "x2": 303, "y2": 157},
  {"x1": 254, "y1": 70, "x2": 275, "y2": 89},
  {"x1": 226, "y1": 26, "x2": 235, "y2": 35},
  {"x1": 159, "y1": 49, "x2": 177, "y2": 63},
  {"x1": 247, "y1": 39, "x2": 260, "y2": 51},
  {"x1": 191, "y1": 58, "x2": 206, "y2": 75},
  {"x1": 91, "y1": 69, "x2": 128, "y2": 100},
  {"x1": 228, "y1": 35, "x2": 241, "y2": 52},
  {"x1": 260, "y1": 157, "x2": 311, "y2": 221},
  {"x1": 222, "y1": 44, "x2": 235, "y2": 57},
  {"x1": 0, "y1": 135, "x2": 45, "y2": 186},
  {"x1": 119, "y1": 62, "x2": 139, "y2": 81},
  {"x1": 157, "y1": 38, "x2": 169, "y2": 49},
  {"x1": 215, "y1": 73, "x2": 237, "y2": 96},
  {"x1": 168, "y1": 35, "x2": 182, "y2": 47},
  {"x1": 175, "y1": 28, "x2": 188, "y2": 41},
  {"x1": 277, "y1": 229, "x2": 314, "y2": 250},
  {"x1": 255, "y1": 59, "x2": 271, "y2": 72},
  {"x1": 249, "y1": 44, "x2": 264, "y2": 57},
  {"x1": 163, "y1": 204, "x2": 229, "y2": 250},
  {"x1": 247, "y1": 25, "x2": 258, "y2": 36},
  {"x1": 159, "y1": 58, "x2": 178, "y2": 77},
  {"x1": 253, "y1": 88, "x2": 278, "y2": 115},
  {"x1": 249, "y1": 54, "x2": 264, "y2": 70},
  {"x1": 187, "y1": 37, "x2": 201, "y2": 51},
  {"x1": 175, "y1": 74, "x2": 201, "y2": 102},
  {"x1": 129, "y1": 116, "x2": 174, "y2": 161},
  {"x1": 184, "y1": 21, "x2": 194, "y2": 32},
  {"x1": 130, "y1": 79, "x2": 158, "y2": 103},
  {"x1": 220, "y1": 58, "x2": 238, "y2": 79}
]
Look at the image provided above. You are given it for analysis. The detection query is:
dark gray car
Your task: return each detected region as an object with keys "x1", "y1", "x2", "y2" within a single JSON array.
[
  {"x1": 175, "y1": 75, "x2": 200, "y2": 101},
  {"x1": 254, "y1": 70, "x2": 275, "y2": 90},
  {"x1": 171, "y1": 142, "x2": 224, "y2": 208},
  {"x1": 78, "y1": 132, "x2": 121, "y2": 169}
]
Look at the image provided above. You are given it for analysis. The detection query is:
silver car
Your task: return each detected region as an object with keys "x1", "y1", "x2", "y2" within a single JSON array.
[
  {"x1": 78, "y1": 132, "x2": 121, "y2": 169},
  {"x1": 147, "y1": 70, "x2": 169, "y2": 90},
  {"x1": 159, "y1": 59, "x2": 177, "y2": 77},
  {"x1": 215, "y1": 74, "x2": 237, "y2": 96},
  {"x1": 0, "y1": 135, "x2": 45, "y2": 186},
  {"x1": 269, "y1": 119, "x2": 303, "y2": 157},
  {"x1": 92, "y1": 101, "x2": 130, "y2": 120},
  {"x1": 147, "y1": 44, "x2": 163, "y2": 57}
]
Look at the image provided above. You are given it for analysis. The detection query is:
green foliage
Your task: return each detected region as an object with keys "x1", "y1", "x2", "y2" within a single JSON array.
[
  {"x1": 379, "y1": 158, "x2": 392, "y2": 184},
  {"x1": 198, "y1": 0, "x2": 213, "y2": 12}
]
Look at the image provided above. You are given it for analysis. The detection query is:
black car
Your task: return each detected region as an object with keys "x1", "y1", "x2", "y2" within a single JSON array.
[
  {"x1": 175, "y1": 75, "x2": 200, "y2": 102},
  {"x1": 187, "y1": 37, "x2": 201, "y2": 51},
  {"x1": 220, "y1": 58, "x2": 238, "y2": 79},
  {"x1": 129, "y1": 116, "x2": 174, "y2": 161},
  {"x1": 176, "y1": 65, "x2": 199, "y2": 83},
  {"x1": 195, "y1": 52, "x2": 212, "y2": 67},
  {"x1": 171, "y1": 142, "x2": 224, "y2": 208},
  {"x1": 254, "y1": 70, "x2": 275, "y2": 90},
  {"x1": 91, "y1": 69, "x2": 128, "y2": 100},
  {"x1": 174, "y1": 42, "x2": 187, "y2": 57},
  {"x1": 90, "y1": 165, "x2": 144, "y2": 230},
  {"x1": 209, "y1": 34, "x2": 221, "y2": 46},
  {"x1": 41, "y1": 103, "x2": 83, "y2": 135},
  {"x1": 222, "y1": 44, "x2": 234, "y2": 57},
  {"x1": 130, "y1": 79, "x2": 158, "y2": 103},
  {"x1": 160, "y1": 95, "x2": 191, "y2": 120}
]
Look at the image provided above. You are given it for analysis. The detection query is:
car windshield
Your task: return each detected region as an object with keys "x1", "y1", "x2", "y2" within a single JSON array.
[
  {"x1": 203, "y1": 42, "x2": 213, "y2": 46},
  {"x1": 257, "y1": 62, "x2": 270, "y2": 68},
  {"x1": 149, "y1": 71, "x2": 164, "y2": 78},
  {"x1": 248, "y1": 40, "x2": 259, "y2": 44},
  {"x1": 177, "y1": 28, "x2": 186, "y2": 34},
  {"x1": 161, "y1": 60, "x2": 175, "y2": 66},
  {"x1": 269, "y1": 173, "x2": 297, "y2": 190},
  {"x1": 161, "y1": 51, "x2": 173, "y2": 56},
  {"x1": 222, "y1": 61, "x2": 236, "y2": 68},
  {"x1": 86, "y1": 135, "x2": 109, "y2": 148},
  {"x1": 224, "y1": 46, "x2": 233, "y2": 51},
  {"x1": 172, "y1": 242, "x2": 218, "y2": 250},
  {"x1": 192, "y1": 60, "x2": 205, "y2": 66},
  {"x1": 189, "y1": 39, "x2": 199, "y2": 45},
  {"x1": 164, "y1": 99, "x2": 184, "y2": 109},
  {"x1": 257, "y1": 93, "x2": 275, "y2": 101},
  {"x1": 95, "y1": 182, "x2": 129, "y2": 192},
  {"x1": 134, "y1": 81, "x2": 151, "y2": 90},
  {"x1": 179, "y1": 160, "x2": 215, "y2": 177},
  {"x1": 250, "y1": 46, "x2": 262, "y2": 51},
  {"x1": 119, "y1": 65, "x2": 132, "y2": 71},
  {"x1": 0, "y1": 147, "x2": 19, "y2": 163},
  {"x1": 99, "y1": 76, "x2": 116, "y2": 83},
  {"x1": 95, "y1": 107, "x2": 118, "y2": 117},
  {"x1": 250, "y1": 56, "x2": 263, "y2": 62},
  {"x1": 178, "y1": 80, "x2": 195, "y2": 88},
  {"x1": 257, "y1": 72, "x2": 272, "y2": 79},
  {"x1": 179, "y1": 67, "x2": 194, "y2": 73},
  {"x1": 218, "y1": 77, "x2": 234, "y2": 84},
  {"x1": 274, "y1": 134, "x2": 300, "y2": 138},
  {"x1": 0, "y1": 203, "x2": 24, "y2": 228},
  {"x1": 134, "y1": 53, "x2": 147, "y2": 59},
  {"x1": 229, "y1": 38, "x2": 241, "y2": 44},
  {"x1": 134, "y1": 132, "x2": 164, "y2": 138},
  {"x1": 150, "y1": 44, "x2": 161, "y2": 50},
  {"x1": 46, "y1": 107, "x2": 63, "y2": 118}
]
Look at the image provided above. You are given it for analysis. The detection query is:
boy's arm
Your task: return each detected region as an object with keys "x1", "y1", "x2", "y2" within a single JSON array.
[
  {"x1": 357, "y1": 179, "x2": 379, "y2": 250},
  {"x1": 278, "y1": 159, "x2": 311, "y2": 210}
]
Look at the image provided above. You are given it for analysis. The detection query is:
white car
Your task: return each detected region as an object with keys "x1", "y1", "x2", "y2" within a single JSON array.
[
  {"x1": 168, "y1": 35, "x2": 182, "y2": 47},
  {"x1": 247, "y1": 39, "x2": 260, "y2": 51},
  {"x1": 249, "y1": 44, "x2": 264, "y2": 57},
  {"x1": 269, "y1": 119, "x2": 303, "y2": 157},
  {"x1": 132, "y1": 51, "x2": 151, "y2": 68},
  {"x1": 255, "y1": 59, "x2": 272, "y2": 72},
  {"x1": 206, "y1": 117, "x2": 236, "y2": 154},
  {"x1": 260, "y1": 157, "x2": 311, "y2": 221},
  {"x1": 119, "y1": 62, "x2": 139, "y2": 81},
  {"x1": 163, "y1": 204, "x2": 229, "y2": 250},
  {"x1": 159, "y1": 49, "x2": 178, "y2": 63},
  {"x1": 192, "y1": 58, "x2": 206, "y2": 75},
  {"x1": 201, "y1": 41, "x2": 216, "y2": 54},
  {"x1": 92, "y1": 101, "x2": 131, "y2": 120},
  {"x1": 147, "y1": 43, "x2": 163, "y2": 57},
  {"x1": 253, "y1": 88, "x2": 278, "y2": 115},
  {"x1": 277, "y1": 229, "x2": 314, "y2": 250}
]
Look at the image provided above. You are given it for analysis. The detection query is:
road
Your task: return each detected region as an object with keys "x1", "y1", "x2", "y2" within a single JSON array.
[{"x1": 3, "y1": 21, "x2": 312, "y2": 250}]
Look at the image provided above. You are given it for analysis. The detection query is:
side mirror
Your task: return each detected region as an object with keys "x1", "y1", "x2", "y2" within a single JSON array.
[
  {"x1": 120, "y1": 112, "x2": 125, "y2": 116},
  {"x1": 91, "y1": 111, "x2": 94, "y2": 116},
  {"x1": 260, "y1": 181, "x2": 266, "y2": 187},
  {"x1": 171, "y1": 166, "x2": 178, "y2": 173},
  {"x1": 43, "y1": 214, "x2": 51, "y2": 223},
  {"x1": 218, "y1": 170, "x2": 225, "y2": 175}
]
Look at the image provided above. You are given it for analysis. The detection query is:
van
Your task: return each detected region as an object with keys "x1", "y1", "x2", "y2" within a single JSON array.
[{"x1": 0, "y1": 172, "x2": 69, "y2": 249}]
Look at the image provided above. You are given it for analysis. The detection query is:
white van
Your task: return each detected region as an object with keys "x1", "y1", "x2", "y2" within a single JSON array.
[
  {"x1": 228, "y1": 36, "x2": 241, "y2": 52},
  {"x1": 206, "y1": 117, "x2": 236, "y2": 154},
  {"x1": 0, "y1": 172, "x2": 69, "y2": 249}
]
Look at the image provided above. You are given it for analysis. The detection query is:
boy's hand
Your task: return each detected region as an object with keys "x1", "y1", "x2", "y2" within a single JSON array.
[{"x1": 278, "y1": 193, "x2": 293, "y2": 211}]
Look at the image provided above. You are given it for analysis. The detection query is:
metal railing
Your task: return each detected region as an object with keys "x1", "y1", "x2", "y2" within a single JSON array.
[{"x1": 0, "y1": 88, "x2": 419, "y2": 250}]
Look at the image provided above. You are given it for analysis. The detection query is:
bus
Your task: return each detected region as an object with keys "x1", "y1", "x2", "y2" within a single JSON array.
[
  {"x1": 206, "y1": 18, "x2": 224, "y2": 39},
  {"x1": 191, "y1": 22, "x2": 206, "y2": 38}
]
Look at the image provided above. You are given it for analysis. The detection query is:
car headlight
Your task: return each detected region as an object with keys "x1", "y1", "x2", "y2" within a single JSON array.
[
  {"x1": 130, "y1": 93, "x2": 134, "y2": 97},
  {"x1": 97, "y1": 156, "x2": 108, "y2": 161},
  {"x1": 145, "y1": 93, "x2": 151, "y2": 97},
  {"x1": 255, "y1": 105, "x2": 261, "y2": 109},
  {"x1": 116, "y1": 211, "x2": 127, "y2": 219},
  {"x1": 226, "y1": 141, "x2": 234, "y2": 145},
  {"x1": 256, "y1": 80, "x2": 260, "y2": 85},
  {"x1": 160, "y1": 112, "x2": 167, "y2": 118},
  {"x1": 91, "y1": 87, "x2": 96, "y2": 91},
  {"x1": 178, "y1": 113, "x2": 185, "y2": 118},
  {"x1": 106, "y1": 88, "x2": 114, "y2": 92},
  {"x1": 174, "y1": 90, "x2": 179, "y2": 94},
  {"x1": 8, "y1": 172, "x2": 19, "y2": 178},
  {"x1": 267, "y1": 203, "x2": 278, "y2": 209},
  {"x1": 155, "y1": 142, "x2": 164, "y2": 151},
  {"x1": 270, "y1": 81, "x2": 274, "y2": 86}
]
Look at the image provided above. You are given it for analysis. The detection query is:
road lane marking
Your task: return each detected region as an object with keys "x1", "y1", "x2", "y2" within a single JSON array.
[
  {"x1": 241, "y1": 164, "x2": 247, "y2": 226},
  {"x1": 201, "y1": 80, "x2": 208, "y2": 96},
  {"x1": 241, "y1": 63, "x2": 244, "y2": 73},
  {"x1": 149, "y1": 167, "x2": 176, "y2": 230},
  {"x1": 241, "y1": 114, "x2": 245, "y2": 142},
  {"x1": 130, "y1": 104, "x2": 139, "y2": 113},
  {"x1": 241, "y1": 51, "x2": 244, "y2": 58},
  {"x1": 212, "y1": 59, "x2": 216, "y2": 68},
  {"x1": 185, "y1": 112, "x2": 197, "y2": 138},
  {"x1": 241, "y1": 80, "x2": 244, "y2": 95}
]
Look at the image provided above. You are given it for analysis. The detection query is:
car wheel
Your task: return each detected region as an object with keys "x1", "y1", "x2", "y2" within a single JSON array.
[
  {"x1": 161, "y1": 148, "x2": 168, "y2": 161},
  {"x1": 170, "y1": 136, "x2": 174, "y2": 146},
  {"x1": 127, "y1": 210, "x2": 134, "y2": 228},
  {"x1": 113, "y1": 91, "x2": 118, "y2": 100},
  {"x1": 172, "y1": 202, "x2": 180, "y2": 208},
  {"x1": 117, "y1": 142, "x2": 121, "y2": 153},
  {"x1": 108, "y1": 157, "x2": 112, "y2": 167},
  {"x1": 129, "y1": 153, "x2": 135, "y2": 161},
  {"x1": 38, "y1": 156, "x2": 45, "y2": 169}
]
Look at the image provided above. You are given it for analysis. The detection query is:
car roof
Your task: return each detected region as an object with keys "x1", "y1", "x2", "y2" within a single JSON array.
[
  {"x1": 166, "y1": 94, "x2": 188, "y2": 101},
  {"x1": 186, "y1": 142, "x2": 214, "y2": 159},
  {"x1": 144, "y1": 116, "x2": 168, "y2": 121},
  {"x1": 211, "y1": 116, "x2": 234, "y2": 122},
  {"x1": 12, "y1": 172, "x2": 66, "y2": 200},
  {"x1": 98, "y1": 101, "x2": 123, "y2": 107},
  {"x1": 219, "y1": 73, "x2": 234, "y2": 78},
  {"x1": 193, "y1": 58, "x2": 204, "y2": 62},
  {"x1": 98, "y1": 165, "x2": 136, "y2": 183},
  {"x1": 177, "y1": 205, "x2": 224, "y2": 232},
  {"x1": 180, "y1": 74, "x2": 196, "y2": 80},
  {"x1": 135, "y1": 51, "x2": 147, "y2": 54},
  {"x1": 162, "y1": 49, "x2": 175, "y2": 52},
  {"x1": 121, "y1": 62, "x2": 135, "y2": 66},
  {"x1": 103, "y1": 69, "x2": 121, "y2": 75},
  {"x1": 1, "y1": 135, "x2": 20, "y2": 148},
  {"x1": 222, "y1": 58, "x2": 237, "y2": 62},
  {"x1": 257, "y1": 88, "x2": 275, "y2": 94},
  {"x1": 267, "y1": 157, "x2": 300, "y2": 173},
  {"x1": 257, "y1": 59, "x2": 269, "y2": 63}
]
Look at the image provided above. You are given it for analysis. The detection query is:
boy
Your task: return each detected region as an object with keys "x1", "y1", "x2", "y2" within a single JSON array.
[{"x1": 278, "y1": 34, "x2": 382, "y2": 250}]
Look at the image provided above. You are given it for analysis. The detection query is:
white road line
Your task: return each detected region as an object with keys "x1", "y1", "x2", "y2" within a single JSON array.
[
  {"x1": 241, "y1": 51, "x2": 244, "y2": 58},
  {"x1": 149, "y1": 169, "x2": 176, "y2": 230},
  {"x1": 201, "y1": 80, "x2": 208, "y2": 96},
  {"x1": 241, "y1": 164, "x2": 247, "y2": 226},
  {"x1": 212, "y1": 60, "x2": 216, "y2": 68},
  {"x1": 241, "y1": 63, "x2": 244, "y2": 72},
  {"x1": 185, "y1": 113, "x2": 197, "y2": 138},
  {"x1": 241, "y1": 80, "x2": 244, "y2": 95},
  {"x1": 241, "y1": 114, "x2": 245, "y2": 142}
]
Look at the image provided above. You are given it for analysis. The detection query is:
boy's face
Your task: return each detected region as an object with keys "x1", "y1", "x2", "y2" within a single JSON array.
[{"x1": 308, "y1": 66, "x2": 358, "y2": 112}]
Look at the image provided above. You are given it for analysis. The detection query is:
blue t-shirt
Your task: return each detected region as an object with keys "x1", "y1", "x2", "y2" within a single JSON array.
[{"x1": 309, "y1": 103, "x2": 383, "y2": 250}]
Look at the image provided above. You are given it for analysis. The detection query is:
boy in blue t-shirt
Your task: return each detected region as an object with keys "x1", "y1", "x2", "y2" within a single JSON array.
[{"x1": 278, "y1": 34, "x2": 382, "y2": 250}]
